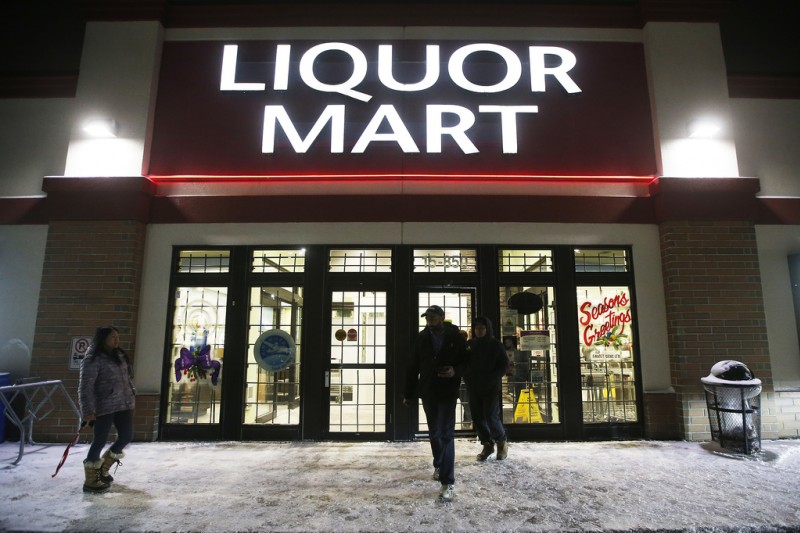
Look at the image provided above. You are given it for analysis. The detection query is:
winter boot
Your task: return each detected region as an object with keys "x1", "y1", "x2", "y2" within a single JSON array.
[
  {"x1": 438, "y1": 484, "x2": 456, "y2": 503},
  {"x1": 100, "y1": 449, "x2": 125, "y2": 483},
  {"x1": 496, "y1": 440, "x2": 509, "y2": 460},
  {"x1": 83, "y1": 459, "x2": 110, "y2": 493},
  {"x1": 476, "y1": 442, "x2": 495, "y2": 461}
]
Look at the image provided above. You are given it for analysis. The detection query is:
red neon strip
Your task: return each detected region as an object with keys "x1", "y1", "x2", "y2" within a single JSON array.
[{"x1": 147, "y1": 173, "x2": 657, "y2": 184}]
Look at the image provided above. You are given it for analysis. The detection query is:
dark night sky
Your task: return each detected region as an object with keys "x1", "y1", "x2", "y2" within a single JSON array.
[{"x1": 0, "y1": 1, "x2": 798, "y2": 77}]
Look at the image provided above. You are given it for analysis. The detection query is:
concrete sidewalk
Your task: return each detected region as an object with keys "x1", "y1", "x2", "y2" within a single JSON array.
[{"x1": 1, "y1": 438, "x2": 799, "y2": 532}]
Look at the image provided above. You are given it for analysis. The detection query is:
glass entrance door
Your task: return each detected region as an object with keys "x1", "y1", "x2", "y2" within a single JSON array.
[
  {"x1": 326, "y1": 289, "x2": 388, "y2": 435},
  {"x1": 415, "y1": 290, "x2": 474, "y2": 433},
  {"x1": 244, "y1": 286, "x2": 303, "y2": 426}
]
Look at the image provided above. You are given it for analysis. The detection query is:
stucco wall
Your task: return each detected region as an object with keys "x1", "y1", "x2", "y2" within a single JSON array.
[
  {"x1": 732, "y1": 98, "x2": 800, "y2": 197},
  {"x1": 0, "y1": 225, "x2": 48, "y2": 376},
  {"x1": 0, "y1": 99, "x2": 72, "y2": 197},
  {"x1": 756, "y1": 225, "x2": 800, "y2": 391}
]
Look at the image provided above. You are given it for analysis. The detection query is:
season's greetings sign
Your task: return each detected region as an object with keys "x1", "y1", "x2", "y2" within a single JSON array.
[
  {"x1": 148, "y1": 40, "x2": 657, "y2": 179},
  {"x1": 579, "y1": 290, "x2": 632, "y2": 351}
]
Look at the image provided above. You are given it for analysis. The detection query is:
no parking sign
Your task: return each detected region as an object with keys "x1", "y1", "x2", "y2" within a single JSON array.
[{"x1": 70, "y1": 336, "x2": 92, "y2": 370}]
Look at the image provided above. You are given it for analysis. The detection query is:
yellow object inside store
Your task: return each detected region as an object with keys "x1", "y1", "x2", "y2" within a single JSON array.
[{"x1": 514, "y1": 389, "x2": 544, "y2": 423}]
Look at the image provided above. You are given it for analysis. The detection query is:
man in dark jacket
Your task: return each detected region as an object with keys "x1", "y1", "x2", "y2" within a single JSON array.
[{"x1": 403, "y1": 305, "x2": 468, "y2": 503}]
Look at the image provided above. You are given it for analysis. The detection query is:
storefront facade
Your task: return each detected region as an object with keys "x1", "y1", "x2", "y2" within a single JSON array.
[{"x1": 1, "y1": 2, "x2": 799, "y2": 444}]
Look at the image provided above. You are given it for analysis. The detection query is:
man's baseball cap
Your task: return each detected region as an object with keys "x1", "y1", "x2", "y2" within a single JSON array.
[{"x1": 421, "y1": 305, "x2": 445, "y2": 318}]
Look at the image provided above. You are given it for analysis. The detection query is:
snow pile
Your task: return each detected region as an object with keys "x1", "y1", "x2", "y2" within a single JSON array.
[{"x1": 1, "y1": 438, "x2": 799, "y2": 532}]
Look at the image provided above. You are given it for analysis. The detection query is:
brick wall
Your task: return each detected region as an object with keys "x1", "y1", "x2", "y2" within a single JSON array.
[
  {"x1": 643, "y1": 391, "x2": 683, "y2": 440},
  {"x1": 658, "y1": 220, "x2": 775, "y2": 441},
  {"x1": 771, "y1": 390, "x2": 800, "y2": 438},
  {"x1": 28, "y1": 220, "x2": 148, "y2": 442}
]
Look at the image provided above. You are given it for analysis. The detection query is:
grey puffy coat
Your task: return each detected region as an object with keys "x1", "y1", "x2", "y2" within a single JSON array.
[{"x1": 79, "y1": 349, "x2": 136, "y2": 417}]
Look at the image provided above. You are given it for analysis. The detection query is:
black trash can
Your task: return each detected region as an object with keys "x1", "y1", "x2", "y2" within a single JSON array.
[{"x1": 701, "y1": 360, "x2": 762, "y2": 454}]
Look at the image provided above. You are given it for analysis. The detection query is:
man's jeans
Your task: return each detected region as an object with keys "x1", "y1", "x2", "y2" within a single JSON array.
[{"x1": 422, "y1": 396, "x2": 457, "y2": 485}]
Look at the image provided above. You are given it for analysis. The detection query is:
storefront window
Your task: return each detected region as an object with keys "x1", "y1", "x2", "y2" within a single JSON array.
[
  {"x1": 244, "y1": 286, "x2": 303, "y2": 425},
  {"x1": 578, "y1": 285, "x2": 637, "y2": 423},
  {"x1": 499, "y1": 286, "x2": 559, "y2": 424},
  {"x1": 329, "y1": 290, "x2": 387, "y2": 433},
  {"x1": 575, "y1": 249, "x2": 629, "y2": 272},
  {"x1": 177, "y1": 250, "x2": 230, "y2": 273},
  {"x1": 252, "y1": 249, "x2": 305, "y2": 273},
  {"x1": 413, "y1": 249, "x2": 477, "y2": 273},
  {"x1": 329, "y1": 249, "x2": 392, "y2": 272},
  {"x1": 166, "y1": 286, "x2": 227, "y2": 424},
  {"x1": 161, "y1": 244, "x2": 642, "y2": 440},
  {"x1": 499, "y1": 249, "x2": 553, "y2": 273}
]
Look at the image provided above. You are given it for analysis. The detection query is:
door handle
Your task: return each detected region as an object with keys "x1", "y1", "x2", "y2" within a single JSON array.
[{"x1": 324, "y1": 371, "x2": 330, "y2": 388}]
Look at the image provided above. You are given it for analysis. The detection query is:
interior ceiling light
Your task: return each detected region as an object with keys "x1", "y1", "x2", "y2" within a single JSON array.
[
  {"x1": 83, "y1": 118, "x2": 119, "y2": 138},
  {"x1": 687, "y1": 120, "x2": 721, "y2": 138}
]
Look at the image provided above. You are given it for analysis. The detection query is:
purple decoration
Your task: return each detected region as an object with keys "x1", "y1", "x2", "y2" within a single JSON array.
[{"x1": 175, "y1": 344, "x2": 221, "y2": 385}]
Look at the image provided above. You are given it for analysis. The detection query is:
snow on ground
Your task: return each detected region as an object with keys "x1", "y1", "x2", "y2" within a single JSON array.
[{"x1": 1, "y1": 438, "x2": 799, "y2": 533}]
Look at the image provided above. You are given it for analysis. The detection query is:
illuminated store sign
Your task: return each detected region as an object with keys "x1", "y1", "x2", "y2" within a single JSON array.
[
  {"x1": 149, "y1": 40, "x2": 657, "y2": 180},
  {"x1": 221, "y1": 43, "x2": 578, "y2": 155},
  {"x1": 221, "y1": 43, "x2": 581, "y2": 100}
]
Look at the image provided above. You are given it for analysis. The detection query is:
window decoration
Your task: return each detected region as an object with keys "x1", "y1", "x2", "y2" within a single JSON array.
[
  {"x1": 174, "y1": 344, "x2": 221, "y2": 385},
  {"x1": 578, "y1": 286, "x2": 637, "y2": 423},
  {"x1": 166, "y1": 287, "x2": 226, "y2": 424},
  {"x1": 593, "y1": 325, "x2": 629, "y2": 350}
]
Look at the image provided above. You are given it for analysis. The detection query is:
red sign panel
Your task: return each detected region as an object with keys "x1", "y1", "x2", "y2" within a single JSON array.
[{"x1": 148, "y1": 40, "x2": 656, "y2": 180}]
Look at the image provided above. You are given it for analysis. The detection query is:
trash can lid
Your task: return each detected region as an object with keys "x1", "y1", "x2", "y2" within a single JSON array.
[{"x1": 700, "y1": 360, "x2": 761, "y2": 386}]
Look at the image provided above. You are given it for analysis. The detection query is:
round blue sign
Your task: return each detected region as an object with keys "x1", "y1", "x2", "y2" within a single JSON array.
[{"x1": 253, "y1": 329, "x2": 296, "y2": 372}]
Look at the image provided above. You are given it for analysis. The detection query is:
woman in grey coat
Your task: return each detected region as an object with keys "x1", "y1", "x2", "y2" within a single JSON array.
[{"x1": 78, "y1": 326, "x2": 136, "y2": 493}]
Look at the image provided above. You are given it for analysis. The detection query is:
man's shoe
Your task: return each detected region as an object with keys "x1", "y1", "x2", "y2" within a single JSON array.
[
  {"x1": 497, "y1": 440, "x2": 509, "y2": 460},
  {"x1": 432, "y1": 467, "x2": 440, "y2": 481},
  {"x1": 438, "y1": 484, "x2": 455, "y2": 503}
]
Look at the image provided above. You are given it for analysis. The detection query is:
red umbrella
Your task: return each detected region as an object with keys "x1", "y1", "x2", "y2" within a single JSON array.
[{"x1": 51, "y1": 421, "x2": 91, "y2": 478}]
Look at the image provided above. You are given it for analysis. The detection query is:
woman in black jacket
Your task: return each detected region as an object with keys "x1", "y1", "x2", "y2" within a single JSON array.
[{"x1": 464, "y1": 317, "x2": 509, "y2": 461}]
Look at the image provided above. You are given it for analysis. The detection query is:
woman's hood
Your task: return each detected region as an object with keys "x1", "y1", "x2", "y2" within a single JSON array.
[{"x1": 470, "y1": 316, "x2": 495, "y2": 339}]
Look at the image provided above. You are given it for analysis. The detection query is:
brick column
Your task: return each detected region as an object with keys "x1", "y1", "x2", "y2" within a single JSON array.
[
  {"x1": 643, "y1": 391, "x2": 681, "y2": 440},
  {"x1": 29, "y1": 220, "x2": 150, "y2": 442},
  {"x1": 659, "y1": 220, "x2": 775, "y2": 440}
]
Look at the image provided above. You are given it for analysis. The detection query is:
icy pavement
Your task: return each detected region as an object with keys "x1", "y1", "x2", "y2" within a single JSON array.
[{"x1": 1, "y1": 438, "x2": 799, "y2": 532}]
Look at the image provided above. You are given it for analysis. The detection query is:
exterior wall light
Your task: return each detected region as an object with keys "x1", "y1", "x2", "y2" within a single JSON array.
[
  {"x1": 83, "y1": 118, "x2": 119, "y2": 138},
  {"x1": 687, "y1": 119, "x2": 721, "y2": 138}
]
